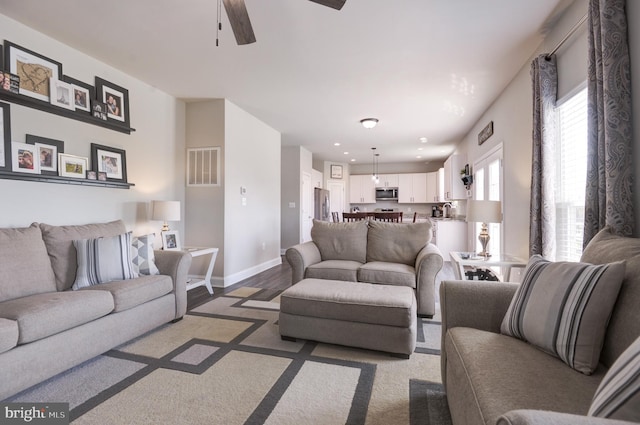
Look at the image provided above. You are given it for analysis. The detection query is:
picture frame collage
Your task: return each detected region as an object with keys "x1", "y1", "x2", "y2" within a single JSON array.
[{"x1": 0, "y1": 40, "x2": 131, "y2": 182}]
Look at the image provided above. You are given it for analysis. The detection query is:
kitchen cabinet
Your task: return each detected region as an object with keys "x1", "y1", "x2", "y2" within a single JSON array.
[
  {"x1": 349, "y1": 174, "x2": 376, "y2": 204},
  {"x1": 426, "y1": 171, "x2": 439, "y2": 202},
  {"x1": 443, "y1": 154, "x2": 468, "y2": 200},
  {"x1": 375, "y1": 174, "x2": 399, "y2": 188},
  {"x1": 433, "y1": 220, "x2": 468, "y2": 261},
  {"x1": 398, "y1": 173, "x2": 427, "y2": 203}
]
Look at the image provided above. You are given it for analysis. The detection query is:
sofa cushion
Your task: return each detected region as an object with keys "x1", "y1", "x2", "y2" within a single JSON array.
[
  {"x1": 500, "y1": 255, "x2": 625, "y2": 375},
  {"x1": 72, "y1": 232, "x2": 138, "y2": 290},
  {"x1": 0, "y1": 318, "x2": 18, "y2": 354},
  {"x1": 82, "y1": 275, "x2": 173, "y2": 312},
  {"x1": 305, "y1": 260, "x2": 361, "y2": 282},
  {"x1": 131, "y1": 234, "x2": 160, "y2": 276},
  {"x1": 366, "y1": 220, "x2": 431, "y2": 266},
  {"x1": 0, "y1": 224, "x2": 57, "y2": 303},
  {"x1": 0, "y1": 291, "x2": 115, "y2": 344},
  {"x1": 446, "y1": 327, "x2": 604, "y2": 425},
  {"x1": 358, "y1": 261, "x2": 416, "y2": 288},
  {"x1": 40, "y1": 220, "x2": 127, "y2": 291},
  {"x1": 581, "y1": 226, "x2": 640, "y2": 368},
  {"x1": 589, "y1": 335, "x2": 640, "y2": 421},
  {"x1": 310, "y1": 219, "x2": 368, "y2": 263}
]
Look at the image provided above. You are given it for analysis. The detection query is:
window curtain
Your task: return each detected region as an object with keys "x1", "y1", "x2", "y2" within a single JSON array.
[
  {"x1": 584, "y1": 0, "x2": 635, "y2": 246},
  {"x1": 529, "y1": 55, "x2": 558, "y2": 258}
]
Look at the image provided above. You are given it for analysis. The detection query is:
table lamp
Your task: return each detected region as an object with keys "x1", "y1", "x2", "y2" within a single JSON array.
[
  {"x1": 151, "y1": 200, "x2": 180, "y2": 232},
  {"x1": 466, "y1": 200, "x2": 502, "y2": 257}
]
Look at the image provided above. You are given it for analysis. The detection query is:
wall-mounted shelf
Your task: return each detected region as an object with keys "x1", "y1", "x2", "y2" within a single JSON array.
[
  {"x1": 0, "y1": 171, "x2": 134, "y2": 189},
  {"x1": 0, "y1": 90, "x2": 135, "y2": 134}
]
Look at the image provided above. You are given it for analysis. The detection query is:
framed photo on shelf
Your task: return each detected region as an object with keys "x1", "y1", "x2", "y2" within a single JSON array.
[
  {"x1": 11, "y1": 141, "x2": 40, "y2": 174},
  {"x1": 58, "y1": 153, "x2": 87, "y2": 179},
  {"x1": 97, "y1": 171, "x2": 107, "y2": 181},
  {"x1": 49, "y1": 79, "x2": 74, "y2": 110},
  {"x1": 95, "y1": 77, "x2": 130, "y2": 127},
  {"x1": 26, "y1": 134, "x2": 64, "y2": 176},
  {"x1": 330, "y1": 164, "x2": 343, "y2": 179},
  {"x1": 62, "y1": 75, "x2": 94, "y2": 113},
  {"x1": 86, "y1": 170, "x2": 97, "y2": 180},
  {"x1": 90, "y1": 143, "x2": 127, "y2": 182},
  {"x1": 91, "y1": 99, "x2": 107, "y2": 121},
  {"x1": 4, "y1": 41, "x2": 63, "y2": 102},
  {"x1": 0, "y1": 102, "x2": 11, "y2": 171},
  {"x1": 161, "y1": 230, "x2": 181, "y2": 251}
]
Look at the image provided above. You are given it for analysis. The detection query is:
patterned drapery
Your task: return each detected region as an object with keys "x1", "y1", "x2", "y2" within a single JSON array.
[
  {"x1": 529, "y1": 55, "x2": 558, "y2": 258},
  {"x1": 584, "y1": 0, "x2": 635, "y2": 246}
]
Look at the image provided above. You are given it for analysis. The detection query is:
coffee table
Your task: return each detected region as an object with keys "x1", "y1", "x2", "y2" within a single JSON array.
[{"x1": 449, "y1": 251, "x2": 527, "y2": 282}]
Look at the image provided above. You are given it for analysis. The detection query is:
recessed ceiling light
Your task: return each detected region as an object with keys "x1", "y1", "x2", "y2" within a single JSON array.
[
  {"x1": 420, "y1": 137, "x2": 428, "y2": 143},
  {"x1": 343, "y1": 152, "x2": 349, "y2": 155},
  {"x1": 334, "y1": 142, "x2": 341, "y2": 146},
  {"x1": 417, "y1": 147, "x2": 423, "y2": 151},
  {"x1": 416, "y1": 155, "x2": 422, "y2": 159},
  {"x1": 350, "y1": 159, "x2": 356, "y2": 162}
]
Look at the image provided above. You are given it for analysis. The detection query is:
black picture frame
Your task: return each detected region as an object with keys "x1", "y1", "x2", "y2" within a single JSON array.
[
  {"x1": 91, "y1": 143, "x2": 127, "y2": 183},
  {"x1": 0, "y1": 102, "x2": 10, "y2": 171},
  {"x1": 91, "y1": 99, "x2": 107, "y2": 120},
  {"x1": 0, "y1": 45, "x2": 4, "y2": 71},
  {"x1": 95, "y1": 77, "x2": 130, "y2": 128},
  {"x1": 4, "y1": 41, "x2": 63, "y2": 102},
  {"x1": 26, "y1": 134, "x2": 64, "y2": 176},
  {"x1": 62, "y1": 75, "x2": 95, "y2": 113}
]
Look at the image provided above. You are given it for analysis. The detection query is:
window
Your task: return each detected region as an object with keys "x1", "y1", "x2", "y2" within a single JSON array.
[
  {"x1": 473, "y1": 145, "x2": 503, "y2": 255},
  {"x1": 555, "y1": 86, "x2": 587, "y2": 261}
]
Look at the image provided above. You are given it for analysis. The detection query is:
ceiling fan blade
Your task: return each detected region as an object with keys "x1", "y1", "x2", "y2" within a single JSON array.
[
  {"x1": 222, "y1": 0, "x2": 256, "y2": 45},
  {"x1": 308, "y1": 0, "x2": 346, "y2": 10}
]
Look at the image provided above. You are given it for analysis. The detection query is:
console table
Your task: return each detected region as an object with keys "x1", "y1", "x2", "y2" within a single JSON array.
[
  {"x1": 449, "y1": 251, "x2": 527, "y2": 282},
  {"x1": 184, "y1": 247, "x2": 219, "y2": 295}
]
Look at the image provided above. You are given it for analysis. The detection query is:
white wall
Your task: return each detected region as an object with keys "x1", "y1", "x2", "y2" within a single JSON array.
[
  {"x1": 224, "y1": 100, "x2": 281, "y2": 284},
  {"x1": 0, "y1": 14, "x2": 185, "y2": 240},
  {"x1": 281, "y1": 145, "x2": 314, "y2": 250}
]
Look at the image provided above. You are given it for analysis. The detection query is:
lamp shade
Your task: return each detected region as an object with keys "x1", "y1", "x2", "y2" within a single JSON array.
[
  {"x1": 466, "y1": 200, "x2": 502, "y2": 224},
  {"x1": 152, "y1": 200, "x2": 181, "y2": 222}
]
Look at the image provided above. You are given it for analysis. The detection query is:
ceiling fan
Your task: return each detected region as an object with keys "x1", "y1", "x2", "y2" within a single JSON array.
[{"x1": 222, "y1": 0, "x2": 346, "y2": 45}]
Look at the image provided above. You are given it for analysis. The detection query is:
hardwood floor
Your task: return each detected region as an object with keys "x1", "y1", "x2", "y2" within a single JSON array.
[{"x1": 186, "y1": 256, "x2": 457, "y2": 311}]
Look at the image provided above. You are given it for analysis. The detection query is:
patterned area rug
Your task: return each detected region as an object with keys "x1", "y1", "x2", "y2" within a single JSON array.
[{"x1": 7, "y1": 288, "x2": 452, "y2": 425}]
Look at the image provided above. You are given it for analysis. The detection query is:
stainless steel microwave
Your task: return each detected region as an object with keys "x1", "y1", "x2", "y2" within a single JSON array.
[{"x1": 375, "y1": 187, "x2": 398, "y2": 201}]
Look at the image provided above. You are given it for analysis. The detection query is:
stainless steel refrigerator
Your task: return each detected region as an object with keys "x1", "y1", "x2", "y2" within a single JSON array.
[{"x1": 314, "y1": 188, "x2": 331, "y2": 221}]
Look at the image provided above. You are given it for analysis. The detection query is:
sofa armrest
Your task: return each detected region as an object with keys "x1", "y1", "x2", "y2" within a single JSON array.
[
  {"x1": 285, "y1": 241, "x2": 322, "y2": 284},
  {"x1": 440, "y1": 279, "x2": 518, "y2": 388},
  {"x1": 154, "y1": 250, "x2": 192, "y2": 319},
  {"x1": 498, "y1": 410, "x2": 638, "y2": 425},
  {"x1": 414, "y1": 243, "x2": 444, "y2": 317}
]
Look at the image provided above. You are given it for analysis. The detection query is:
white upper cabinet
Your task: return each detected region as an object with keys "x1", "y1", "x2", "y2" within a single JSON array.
[
  {"x1": 443, "y1": 154, "x2": 468, "y2": 200},
  {"x1": 349, "y1": 174, "x2": 376, "y2": 203},
  {"x1": 398, "y1": 173, "x2": 428, "y2": 203},
  {"x1": 375, "y1": 174, "x2": 399, "y2": 188}
]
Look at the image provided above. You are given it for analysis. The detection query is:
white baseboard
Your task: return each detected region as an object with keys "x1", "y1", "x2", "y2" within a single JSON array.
[{"x1": 190, "y1": 256, "x2": 283, "y2": 289}]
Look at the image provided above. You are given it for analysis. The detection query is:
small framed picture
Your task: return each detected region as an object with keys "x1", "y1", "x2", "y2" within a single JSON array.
[
  {"x1": 95, "y1": 77, "x2": 130, "y2": 127},
  {"x1": 11, "y1": 141, "x2": 40, "y2": 174},
  {"x1": 58, "y1": 153, "x2": 88, "y2": 179},
  {"x1": 97, "y1": 171, "x2": 107, "y2": 181},
  {"x1": 1, "y1": 72, "x2": 19, "y2": 93},
  {"x1": 91, "y1": 99, "x2": 107, "y2": 120},
  {"x1": 91, "y1": 143, "x2": 127, "y2": 182},
  {"x1": 49, "y1": 79, "x2": 74, "y2": 110},
  {"x1": 86, "y1": 170, "x2": 97, "y2": 180},
  {"x1": 0, "y1": 102, "x2": 11, "y2": 171},
  {"x1": 330, "y1": 164, "x2": 343, "y2": 179},
  {"x1": 161, "y1": 230, "x2": 181, "y2": 251},
  {"x1": 26, "y1": 134, "x2": 64, "y2": 176},
  {"x1": 62, "y1": 75, "x2": 94, "y2": 113}
]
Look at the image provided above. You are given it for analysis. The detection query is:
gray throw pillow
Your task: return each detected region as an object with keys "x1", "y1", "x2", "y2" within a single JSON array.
[
  {"x1": 589, "y1": 335, "x2": 640, "y2": 421},
  {"x1": 366, "y1": 220, "x2": 432, "y2": 265},
  {"x1": 501, "y1": 255, "x2": 625, "y2": 374},
  {"x1": 311, "y1": 219, "x2": 368, "y2": 263},
  {"x1": 131, "y1": 234, "x2": 160, "y2": 275}
]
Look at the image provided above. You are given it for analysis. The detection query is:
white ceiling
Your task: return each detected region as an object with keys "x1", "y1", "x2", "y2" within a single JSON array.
[{"x1": 0, "y1": 0, "x2": 568, "y2": 165}]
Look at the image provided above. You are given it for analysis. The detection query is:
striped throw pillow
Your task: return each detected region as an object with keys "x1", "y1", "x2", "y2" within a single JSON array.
[
  {"x1": 500, "y1": 255, "x2": 625, "y2": 374},
  {"x1": 589, "y1": 336, "x2": 640, "y2": 420},
  {"x1": 72, "y1": 232, "x2": 138, "y2": 290}
]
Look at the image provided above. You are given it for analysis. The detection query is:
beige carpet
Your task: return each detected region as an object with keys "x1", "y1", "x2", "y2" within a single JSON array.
[{"x1": 7, "y1": 288, "x2": 451, "y2": 425}]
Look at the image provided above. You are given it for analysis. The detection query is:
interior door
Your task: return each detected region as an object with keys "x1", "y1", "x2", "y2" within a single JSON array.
[{"x1": 302, "y1": 172, "x2": 313, "y2": 242}]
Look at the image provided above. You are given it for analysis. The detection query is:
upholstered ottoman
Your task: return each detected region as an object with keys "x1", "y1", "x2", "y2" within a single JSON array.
[{"x1": 279, "y1": 278, "x2": 417, "y2": 358}]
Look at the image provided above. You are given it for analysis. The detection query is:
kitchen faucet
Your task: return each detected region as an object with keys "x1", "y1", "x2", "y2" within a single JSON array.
[{"x1": 442, "y1": 202, "x2": 452, "y2": 218}]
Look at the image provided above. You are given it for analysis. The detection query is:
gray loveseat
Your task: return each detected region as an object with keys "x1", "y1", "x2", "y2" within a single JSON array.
[
  {"x1": 285, "y1": 219, "x2": 443, "y2": 317},
  {"x1": 0, "y1": 220, "x2": 192, "y2": 400},
  {"x1": 440, "y1": 227, "x2": 640, "y2": 425}
]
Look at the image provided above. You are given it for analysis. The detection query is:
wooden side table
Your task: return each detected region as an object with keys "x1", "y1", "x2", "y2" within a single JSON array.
[{"x1": 184, "y1": 247, "x2": 219, "y2": 295}]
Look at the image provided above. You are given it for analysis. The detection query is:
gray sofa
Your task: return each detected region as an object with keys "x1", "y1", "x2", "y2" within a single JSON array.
[
  {"x1": 440, "y1": 227, "x2": 640, "y2": 425},
  {"x1": 286, "y1": 219, "x2": 443, "y2": 317},
  {"x1": 0, "y1": 220, "x2": 192, "y2": 400}
]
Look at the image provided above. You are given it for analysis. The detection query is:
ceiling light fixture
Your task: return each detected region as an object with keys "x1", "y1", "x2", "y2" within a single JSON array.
[
  {"x1": 370, "y1": 147, "x2": 379, "y2": 182},
  {"x1": 420, "y1": 137, "x2": 428, "y2": 143},
  {"x1": 360, "y1": 118, "x2": 379, "y2": 129}
]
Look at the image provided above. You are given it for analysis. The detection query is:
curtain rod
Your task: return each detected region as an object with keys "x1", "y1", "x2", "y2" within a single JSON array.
[{"x1": 545, "y1": 13, "x2": 588, "y2": 59}]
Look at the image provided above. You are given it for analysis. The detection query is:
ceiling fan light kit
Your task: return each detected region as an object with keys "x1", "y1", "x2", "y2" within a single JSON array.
[{"x1": 360, "y1": 118, "x2": 379, "y2": 129}]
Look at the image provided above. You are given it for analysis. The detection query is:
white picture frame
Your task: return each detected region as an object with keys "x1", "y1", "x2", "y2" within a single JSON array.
[
  {"x1": 58, "y1": 153, "x2": 88, "y2": 179},
  {"x1": 71, "y1": 84, "x2": 91, "y2": 112},
  {"x1": 11, "y1": 141, "x2": 40, "y2": 174},
  {"x1": 49, "y1": 79, "x2": 75, "y2": 110},
  {"x1": 161, "y1": 230, "x2": 181, "y2": 251}
]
